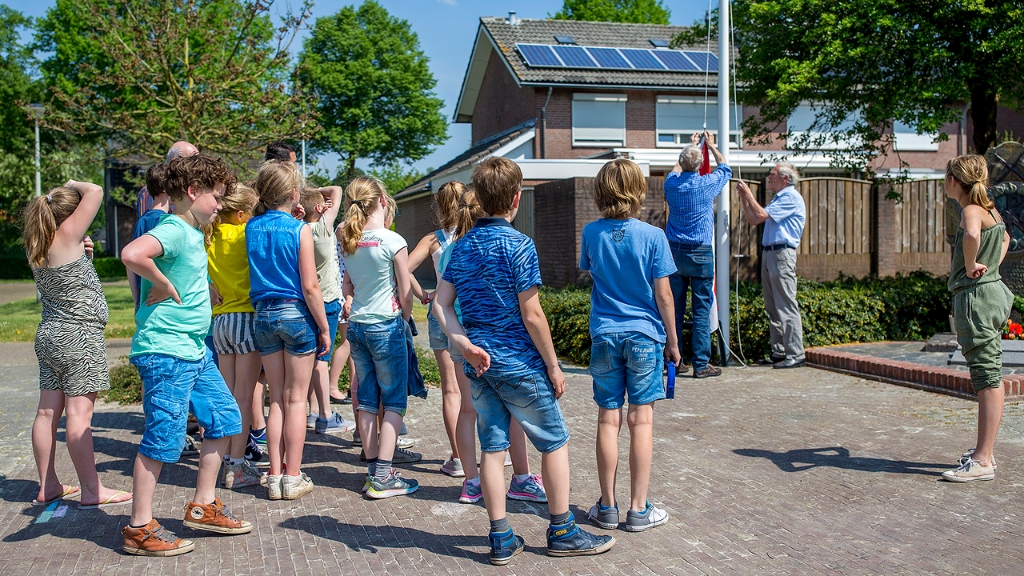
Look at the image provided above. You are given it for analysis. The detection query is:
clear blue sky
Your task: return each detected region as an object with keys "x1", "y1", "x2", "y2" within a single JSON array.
[{"x1": 5, "y1": 0, "x2": 713, "y2": 176}]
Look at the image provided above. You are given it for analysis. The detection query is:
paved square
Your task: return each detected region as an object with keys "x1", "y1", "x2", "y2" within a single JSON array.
[{"x1": 1, "y1": 343, "x2": 1022, "y2": 574}]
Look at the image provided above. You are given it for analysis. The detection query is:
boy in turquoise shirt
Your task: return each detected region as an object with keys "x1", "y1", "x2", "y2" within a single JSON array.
[{"x1": 120, "y1": 154, "x2": 251, "y2": 557}]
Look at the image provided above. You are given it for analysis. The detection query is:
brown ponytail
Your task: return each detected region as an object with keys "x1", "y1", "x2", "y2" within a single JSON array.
[
  {"x1": 340, "y1": 177, "x2": 388, "y2": 255},
  {"x1": 22, "y1": 187, "x2": 81, "y2": 267},
  {"x1": 946, "y1": 155, "x2": 993, "y2": 210},
  {"x1": 453, "y1": 187, "x2": 485, "y2": 241}
]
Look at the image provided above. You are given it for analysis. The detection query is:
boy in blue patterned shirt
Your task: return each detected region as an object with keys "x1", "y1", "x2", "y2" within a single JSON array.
[{"x1": 433, "y1": 157, "x2": 614, "y2": 565}]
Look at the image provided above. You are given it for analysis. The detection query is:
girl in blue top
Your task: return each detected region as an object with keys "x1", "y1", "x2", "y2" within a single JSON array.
[{"x1": 246, "y1": 161, "x2": 330, "y2": 501}]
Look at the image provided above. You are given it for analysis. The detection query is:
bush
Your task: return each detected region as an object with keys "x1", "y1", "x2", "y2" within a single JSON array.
[
  {"x1": 92, "y1": 257, "x2": 126, "y2": 279},
  {"x1": 103, "y1": 359, "x2": 143, "y2": 404},
  {"x1": 542, "y1": 272, "x2": 952, "y2": 365},
  {"x1": 0, "y1": 254, "x2": 32, "y2": 279}
]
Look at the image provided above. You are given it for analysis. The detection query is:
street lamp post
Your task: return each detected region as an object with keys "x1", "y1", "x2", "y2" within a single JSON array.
[{"x1": 28, "y1": 104, "x2": 44, "y2": 197}]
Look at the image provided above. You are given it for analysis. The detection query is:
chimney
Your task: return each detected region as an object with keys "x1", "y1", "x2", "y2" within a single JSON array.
[{"x1": 508, "y1": 11, "x2": 520, "y2": 25}]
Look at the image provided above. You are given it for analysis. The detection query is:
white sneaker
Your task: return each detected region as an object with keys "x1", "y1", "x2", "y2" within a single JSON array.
[
  {"x1": 397, "y1": 436, "x2": 416, "y2": 450},
  {"x1": 959, "y1": 449, "x2": 997, "y2": 469},
  {"x1": 306, "y1": 413, "x2": 318, "y2": 429},
  {"x1": 625, "y1": 502, "x2": 669, "y2": 532},
  {"x1": 942, "y1": 458, "x2": 995, "y2": 482}
]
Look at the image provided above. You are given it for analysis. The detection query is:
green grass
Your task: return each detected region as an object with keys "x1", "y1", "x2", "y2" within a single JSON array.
[{"x1": 0, "y1": 285, "x2": 136, "y2": 342}]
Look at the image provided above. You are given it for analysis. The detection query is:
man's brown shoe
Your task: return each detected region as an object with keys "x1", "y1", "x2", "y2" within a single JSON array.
[
  {"x1": 182, "y1": 498, "x2": 252, "y2": 535},
  {"x1": 122, "y1": 519, "x2": 195, "y2": 557},
  {"x1": 693, "y1": 365, "x2": 722, "y2": 378}
]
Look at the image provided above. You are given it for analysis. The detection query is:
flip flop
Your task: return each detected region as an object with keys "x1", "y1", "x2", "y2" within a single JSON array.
[
  {"x1": 79, "y1": 491, "x2": 133, "y2": 510},
  {"x1": 31, "y1": 485, "x2": 81, "y2": 507}
]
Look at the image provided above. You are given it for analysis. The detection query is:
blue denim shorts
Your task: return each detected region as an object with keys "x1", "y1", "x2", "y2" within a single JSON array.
[
  {"x1": 318, "y1": 299, "x2": 341, "y2": 361},
  {"x1": 426, "y1": 303, "x2": 449, "y2": 351},
  {"x1": 469, "y1": 369, "x2": 570, "y2": 453},
  {"x1": 131, "y1": 349, "x2": 242, "y2": 463},
  {"x1": 349, "y1": 316, "x2": 409, "y2": 415},
  {"x1": 590, "y1": 332, "x2": 665, "y2": 409},
  {"x1": 254, "y1": 299, "x2": 318, "y2": 356}
]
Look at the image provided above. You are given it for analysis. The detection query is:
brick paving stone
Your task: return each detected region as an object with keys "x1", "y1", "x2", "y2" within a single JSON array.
[{"x1": 3, "y1": 353, "x2": 1024, "y2": 574}]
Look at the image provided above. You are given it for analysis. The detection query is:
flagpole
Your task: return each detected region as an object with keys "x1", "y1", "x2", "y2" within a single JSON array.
[{"x1": 716, "y1": 0, "x2": 731, "y2": 360}]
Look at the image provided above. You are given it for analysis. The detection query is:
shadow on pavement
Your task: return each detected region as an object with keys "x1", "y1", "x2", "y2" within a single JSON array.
[
  {"x1": 280, "y1": 515, "x2": 502, "y2": 564},
  {"x1": 733, "y1": 446, "x2": 948, "y2": 476}
]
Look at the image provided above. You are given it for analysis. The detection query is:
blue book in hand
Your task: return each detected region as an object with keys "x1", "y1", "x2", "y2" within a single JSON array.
[{"x1": 666, "y1": 362, "x2": 675, "y2": 399}]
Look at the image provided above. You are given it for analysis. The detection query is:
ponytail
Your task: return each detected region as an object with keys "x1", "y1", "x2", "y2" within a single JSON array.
[
  {"x1": 452, "y1": 187, "x2": 485, "y2": 241},
  {"x1": 22, "y1": 187, "x2": 81, "y2": 267},
  {"x1": 341, "y1": 177, "x2": 388, "y2": 255},
  {"x1": 946, "y1": 155, "x2": 993, "y2": 210}
]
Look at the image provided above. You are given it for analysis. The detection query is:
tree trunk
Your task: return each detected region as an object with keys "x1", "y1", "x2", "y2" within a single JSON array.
[{"x1": 970, "y1": 79, "x2": 998, "y2": 156}]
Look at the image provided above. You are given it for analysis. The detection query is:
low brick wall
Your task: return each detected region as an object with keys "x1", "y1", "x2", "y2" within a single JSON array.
[{"x1": 806, "y1": 347, "x2": 1024, "y2": 402}]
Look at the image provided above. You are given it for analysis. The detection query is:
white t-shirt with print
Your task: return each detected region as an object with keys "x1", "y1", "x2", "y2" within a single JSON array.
[{"x1": 345, "y1": 227, "x2": 407, "y2": 324}]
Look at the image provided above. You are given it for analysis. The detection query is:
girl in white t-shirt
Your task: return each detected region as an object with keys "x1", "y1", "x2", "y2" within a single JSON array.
[{"x1": 340, "y1": 177, "x2": 417, "y2": 499}]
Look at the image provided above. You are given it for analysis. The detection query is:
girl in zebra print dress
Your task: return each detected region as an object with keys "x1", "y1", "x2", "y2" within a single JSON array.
[{"x1": 23, "y1": 181, "x2": 133, "y2": 509}]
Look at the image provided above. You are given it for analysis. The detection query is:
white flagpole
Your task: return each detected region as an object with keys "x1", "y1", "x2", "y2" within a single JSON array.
[{"x1": 716, "y1": 0, "x2": 731, "y2": 359}]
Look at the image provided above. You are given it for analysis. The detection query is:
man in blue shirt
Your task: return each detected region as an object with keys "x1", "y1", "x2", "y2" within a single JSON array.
[
  {"x1": 736, "y1": 162, "x2": 807, "y2": 368},
  {"x1": 664, "y1": 131, "x2": 731, "y2": 378}
]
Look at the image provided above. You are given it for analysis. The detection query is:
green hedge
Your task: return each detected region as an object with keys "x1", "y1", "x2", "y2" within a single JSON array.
[
  {"x1": 92, "y1": 257, "x2": 127, "y2": 279},
  {"x1": 541, "y1": 272, "x2": 952, "y2": 365}
]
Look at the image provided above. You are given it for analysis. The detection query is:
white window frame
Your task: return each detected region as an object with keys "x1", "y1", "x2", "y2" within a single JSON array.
[
  {"x1": 892, "y1": 121, "x2": 939, "y2": 152},
  {"x1": 572, "y1": 93, "x2": 627, "y2": 147},
  {"x1": 655, "y1": 96, "x2": 742, "y2": 148},
  {"x1": 787, "y1": 102, "x2": 861, "y2": 150}
]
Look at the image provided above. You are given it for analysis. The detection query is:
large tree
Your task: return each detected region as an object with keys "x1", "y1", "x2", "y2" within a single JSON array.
[
  {"x1": 551, "y1": 0, "x2": 671, "y2": 24},
  {"x1": 699, "y1": 1, "x2": 1024, "y2": 171},
  {"x1": 297, "y1": 1, "x2": 447, "y2": 184},
  {"x1": 34, "y1": 0, "x2": 316, "y2": 166}
]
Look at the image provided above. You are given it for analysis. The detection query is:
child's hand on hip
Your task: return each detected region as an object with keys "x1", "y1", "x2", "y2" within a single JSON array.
[
  {"x1": 146, "y1": 281, "x2": 181, "y2": 306},
  {"x1": 548, "y1": 365, "x2": 565, "y2": 399},
  {"x1": 968, "y1": 262, "x2": 988, "y2": 279}
]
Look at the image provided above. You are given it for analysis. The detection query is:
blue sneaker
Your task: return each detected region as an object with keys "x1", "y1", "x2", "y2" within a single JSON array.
[
  {"x1": 546, "y1": 518, "x2": 615, "y2": 557},
  {"x1": 488, "y1": 528, "x2": 525, "y2": 566},
  {"x1": 507, "y1": 473, "x2": 547, "y2": 502},
  {"x1": 366, "y1": 471, "x2": 419, "y2": 499},
  {"x1": 459, "y1": 478, "x2": 482, "y2": 503}
]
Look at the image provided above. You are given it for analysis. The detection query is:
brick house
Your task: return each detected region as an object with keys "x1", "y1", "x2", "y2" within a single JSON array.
[{"x1": 394, "y1": 15, "x2": 1024, "y2": 286}]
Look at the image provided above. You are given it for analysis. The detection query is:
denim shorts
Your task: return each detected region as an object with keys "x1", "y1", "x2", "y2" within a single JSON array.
[
  {"x1": 318, "y1": 299, "x2": 341, "y2": 362},
  {"x1": 427, "y1": 303, "x2": 449, "y2": 351},
  {"x1": 212, "y1": 312, "x2": 257, "y2": 356},
  {"x1": 469, "y1": 369, "x2": 570, "y2": 454},
  {"x1": 349, "y1": 316, "x2": 409, "y2": 415},
  {"x1": 131, "y1": 349, "x2": 242, "y2": 463},
  {"x1": 590, "y1": 332, "x2": 665, "y2": 409},
  {"x1": 254, "y1": 299, "x2": 318, "y2": 356}
]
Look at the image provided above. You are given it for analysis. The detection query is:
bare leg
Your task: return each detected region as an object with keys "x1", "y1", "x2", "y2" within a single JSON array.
[
  {"x1": 596, "y1": 406, "x2": 622, "y2": 508},
  {"x1": 480, "y1": 450, "x2": 508, "y2": 521},
  {"x1": 311, "y1": 359, "x2": 331, "y2": 419},
  {"x1": 193, "y1": 436, "x2": 228, "y2": 504},
  {"x1": 541, "y1": 444, "x2": 571, "y2": 517},
  {"x1": 251, "y1": 372, "x2": 267, "y2": 432},
  {"x1": 974, "y1": 385, "x2": 1004, "y2": 467},
  {"x1": 357, "y1": 409, "x2": 379, "y2": 459},
  {"x1": 328, "y1": 325, "x2": 351, "y2": 401},
  {"x1": 230, "y1": 352, "x2": 262, "y2": 459},
  {"x1": 262, "y1": 351, "x2": 286, "y2": 476},
  {"x1": 508, "y1": 420, "x2": 530, "y2": 474},
  {"x1": 129, "y1": 453, "x2": 163, "y2": 526},
  {"x1": 349, "y1": 360, "x2": 359, "y2": 422},
  {"x1": 626, "y1": 404, "x2": 654, "y2": 511},
  {"x1": 283, "y1": 351, "x2": 317, "y2": 475},
  {"x1": 32, "y1": 390, "x2": 65, "y2": 502},
  {"x1": 377, "y1": 410, "x2": 403, "y2": 462},
  {"x1": 436, "y1": 349, "x2": 460, "y2": 459},
  {"x1": 454, "y1": 366, "x2": 478, "y2": 480},
  {"x1": 65, "y1": 393, "x2": 128, "y2": 504}
]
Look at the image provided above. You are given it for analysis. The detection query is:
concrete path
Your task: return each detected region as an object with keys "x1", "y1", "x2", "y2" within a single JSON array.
[{"x1": 1, "y1": 345, "x2": 1022, "y2": 574}]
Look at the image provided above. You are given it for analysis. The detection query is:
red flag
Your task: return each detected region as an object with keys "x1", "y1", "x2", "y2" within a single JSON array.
[{"x1": 698, "y1": 136, "x2": 711, "y2": 176}]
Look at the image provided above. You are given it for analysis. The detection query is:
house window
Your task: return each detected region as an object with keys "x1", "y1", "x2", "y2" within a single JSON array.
[
  {"x1": 656, "y1": 97, "x2": 741, "y2": 147},
  {"x1": 787, "y1": 102, "x2": 860, "y2": 150},
  {"x1": 572, "y1": 93, "x2": 626, "y2": 147},
  {"x1": 892, "y1": 121, "x2": 938, "y2": 151}
]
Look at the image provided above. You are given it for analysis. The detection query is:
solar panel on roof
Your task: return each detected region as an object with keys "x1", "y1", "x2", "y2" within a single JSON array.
[
  {"x1": 653, "y1": 50, "x2": 700, "y2": 72},
  {"x1": 518, "y1": 44, "x2": 563, "y2": 67},
  {"x1": 684, "y1": 51, "x2": 719, "y2": 71},
  {"x1": 586, "y1": 47, "x2": 631, "y2": 69},
  {"x1": 620, "y1": 49, "x2": 666, "y2": 70},
  {"x1": 552, "y1": 45, "x2": 597, "y2": 67}
]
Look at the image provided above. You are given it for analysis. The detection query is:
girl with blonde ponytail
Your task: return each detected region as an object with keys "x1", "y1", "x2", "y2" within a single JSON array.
[
  {"x1": 339, "y1": 176, "x2": 418, "y2": 498},
  {"x1": 943, "y1": 154, "x2": 1013, "y2": 482},
  {"x1": 22, "y1": 180, "x2": 133, "y2": 509}
]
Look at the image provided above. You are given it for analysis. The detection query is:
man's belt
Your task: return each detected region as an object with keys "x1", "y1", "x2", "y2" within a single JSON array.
[{"x1": 762, "y1": 243, "x2": 796, "y2": 251}]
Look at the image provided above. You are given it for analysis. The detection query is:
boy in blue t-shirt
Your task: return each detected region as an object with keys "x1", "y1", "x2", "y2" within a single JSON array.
[
  {"x1": 120, "y1": 154, "x2": 250, "y2": 557},
  {"x1": 433, "y1": 157, "x2": 614, "y2": 565},
  {"x1": 579, "y1": 159, "x2": 680, "y2": 533}
]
